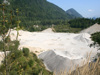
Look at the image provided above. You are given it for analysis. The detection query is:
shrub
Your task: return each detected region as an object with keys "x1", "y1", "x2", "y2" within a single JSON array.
[
  {"x1": 14, "y1": 50, "x2": 23, "y2": 59},
  {"x1": 22, "y1": 48, "x2": 29, "y2": 57},
  {"x1": 28, "y1": 59, "x2": 34, "y2": 67},
  {"x1": 10, "y1": 71, "x2": 17, "y2": 75},
  {"x1": 91, "y1": 32, "x2": 100, "y2": 45}
]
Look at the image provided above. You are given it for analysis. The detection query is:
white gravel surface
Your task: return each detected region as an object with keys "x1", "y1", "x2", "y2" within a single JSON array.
[{"x1": 0, "y1": 28, "x2": 98, "y2": 73}]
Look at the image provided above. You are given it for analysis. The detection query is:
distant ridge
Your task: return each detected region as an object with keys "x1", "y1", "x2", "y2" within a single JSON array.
[
  {"x1": 0, "y1": 0, "x2": 76, "y2": 29},
  {"x1": 66, "y1": 8, "x2": 83, "y2": 18},
  {"x1": 8, "y1": 0, "x2": 73, "y2": 21}
]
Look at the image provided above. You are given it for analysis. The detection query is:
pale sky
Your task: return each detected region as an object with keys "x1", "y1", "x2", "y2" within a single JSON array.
[{"x1": 47, "y1": 0, "x2": 100, "y2": 18}]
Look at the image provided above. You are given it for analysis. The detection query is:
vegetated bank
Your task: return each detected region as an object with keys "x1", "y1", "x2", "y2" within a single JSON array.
[
  {"x1": 53, "y1": 18, "x2": 100, "y2": 33},
  {"x1": 0, "y1": 39, "x2": 52, "y2": 75}
]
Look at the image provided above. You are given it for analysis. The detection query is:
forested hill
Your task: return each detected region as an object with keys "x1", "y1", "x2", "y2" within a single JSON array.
[
  {"x1": 6, "y1": 0, "x2": 73, "y2": 24},
  {"x1": 66, "y1": 8, "x2": 83, "y2": 18}
]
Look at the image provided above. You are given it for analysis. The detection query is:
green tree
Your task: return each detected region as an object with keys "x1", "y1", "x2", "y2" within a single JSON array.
[
  {"x1": 22, "y1": 48, "x2": 29, "y2": 57},
  {"x1": 0, "y1": 1, "x2": 20, "y2": 74}
]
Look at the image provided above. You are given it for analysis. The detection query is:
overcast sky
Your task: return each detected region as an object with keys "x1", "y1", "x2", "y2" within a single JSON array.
[{"x1": 47, "y1": 0, "x2": 100, "y2": 18}]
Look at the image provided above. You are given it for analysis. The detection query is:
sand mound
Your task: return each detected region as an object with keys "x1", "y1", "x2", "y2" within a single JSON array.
[
  {"x1": 74, "y1": 33, "x2": 91, "y2": 44},
  {"x1": 80, "y1": 23, "x2": 100, "y2": 34},
  {"x1": 38, "y1": 50, "x2": 86, "y2": 73},
  {"x1": 41, "y1": 28, "x2": 54, "y2": 33}
]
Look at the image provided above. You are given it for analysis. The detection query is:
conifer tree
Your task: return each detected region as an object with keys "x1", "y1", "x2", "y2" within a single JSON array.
[{"x1": 0, "y1": 0, "x2": 20, "y2": 74}]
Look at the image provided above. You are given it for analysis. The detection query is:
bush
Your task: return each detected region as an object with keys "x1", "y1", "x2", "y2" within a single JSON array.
[
  {"x1": 91, "y1": 32, "x2": 100, "y2": 45},
  {"x1": 22, "y1": 48, "x2": 29, "y2": 57},
  {"x1": 28, "y1": 59, "x2": 34, "y2": 67},
  {"x1": 14, "y1": 50, "x2": 23, "y2": 59},
  {"x1": 10, "y1": 71, "x2": 17, "y2": 75}
]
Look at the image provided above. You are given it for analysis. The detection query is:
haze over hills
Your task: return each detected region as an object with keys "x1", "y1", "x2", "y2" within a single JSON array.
[{"x1": 66, "y1": 8, "x2": 83, "y2": 18}]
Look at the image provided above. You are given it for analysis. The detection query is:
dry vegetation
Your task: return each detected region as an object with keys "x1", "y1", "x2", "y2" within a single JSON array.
[{"x1": 53, "y1": 57, "x2": 100, "y2": 75}]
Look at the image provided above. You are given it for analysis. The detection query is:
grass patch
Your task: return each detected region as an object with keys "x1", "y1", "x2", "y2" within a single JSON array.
[{"x1": 53, "y1": 25, "x2": 82, "y2": 33}]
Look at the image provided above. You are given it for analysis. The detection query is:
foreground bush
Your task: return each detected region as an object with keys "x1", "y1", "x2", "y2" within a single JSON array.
[{"x1": 0, "y1": 47, "x2": 52, "y2": 75}]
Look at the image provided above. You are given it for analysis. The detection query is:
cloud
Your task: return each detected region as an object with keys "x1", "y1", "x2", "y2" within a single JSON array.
[{"x1": 88, "y1": 9, "x2": 94, "y2": 12}]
